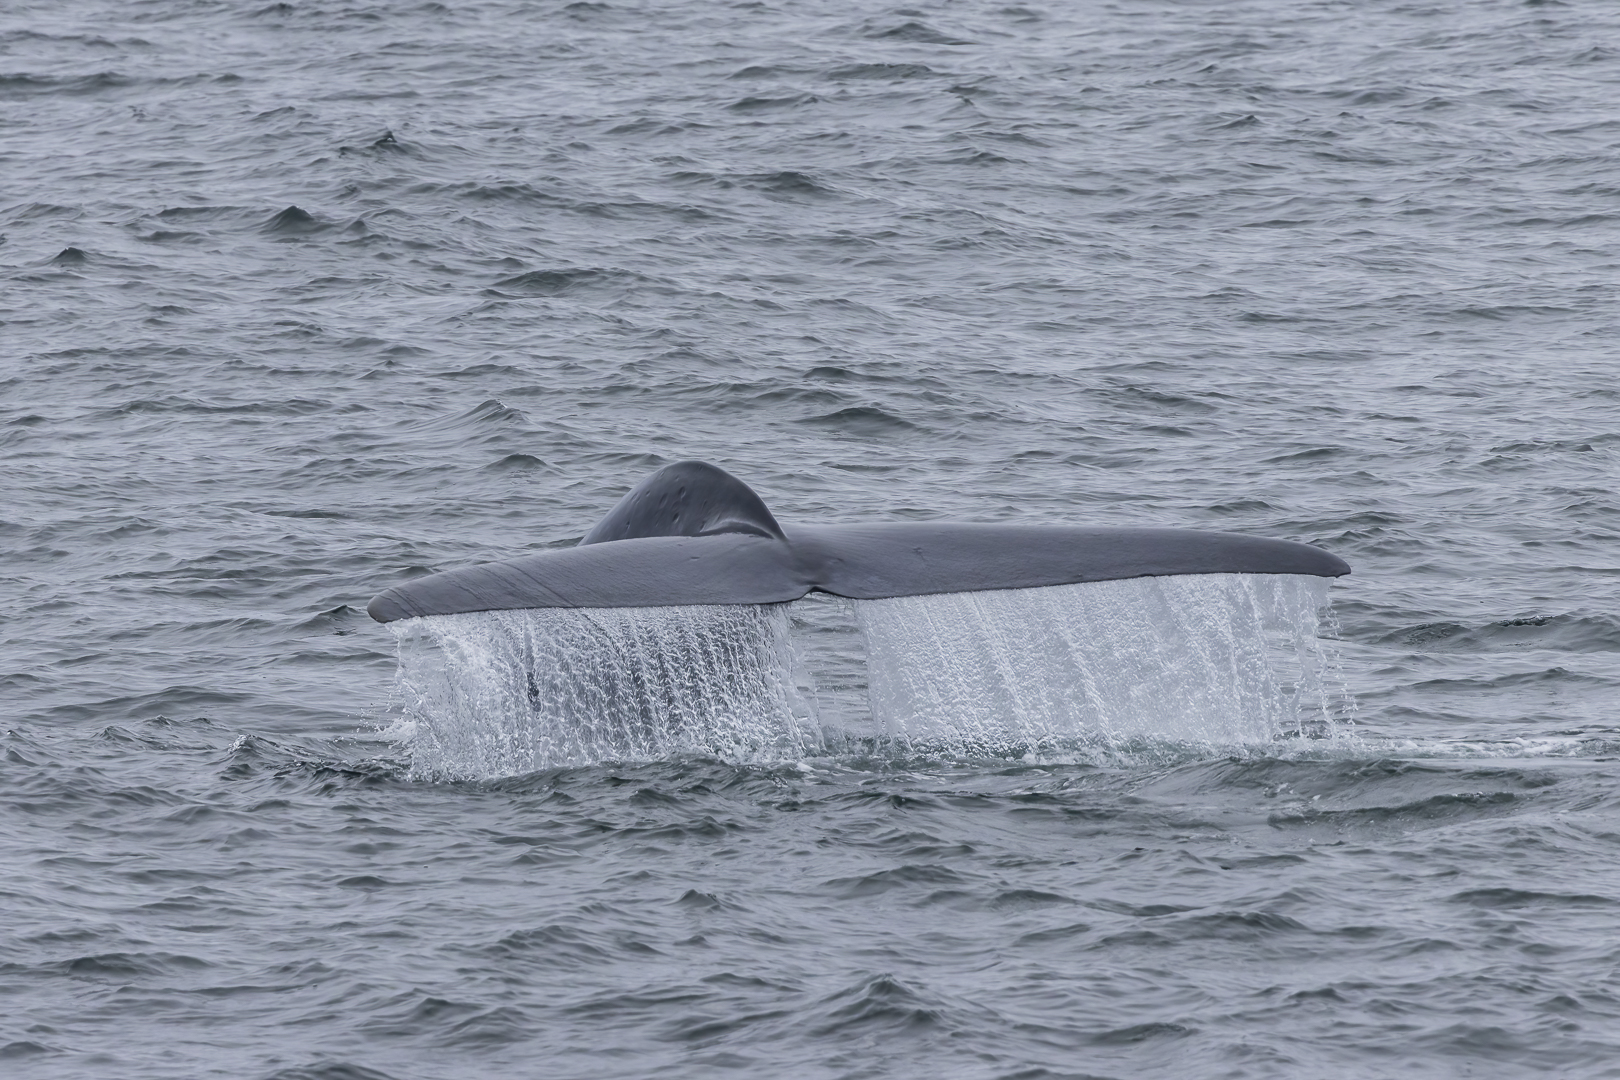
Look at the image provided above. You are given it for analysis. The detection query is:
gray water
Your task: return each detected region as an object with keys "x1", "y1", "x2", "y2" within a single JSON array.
[{"x1": 6, "y1": 0, "x2": 1620, "y2": 1076}]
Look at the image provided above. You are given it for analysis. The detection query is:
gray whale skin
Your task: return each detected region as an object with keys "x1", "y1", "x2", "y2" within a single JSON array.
[{"x1": 367, "y1": 461, "x2": 1350, "y2": 622}]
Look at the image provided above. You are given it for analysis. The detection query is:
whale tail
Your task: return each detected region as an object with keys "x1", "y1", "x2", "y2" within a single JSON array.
[{"x1": 367, "y1": 461, "x2": 1349, "y2": 621}]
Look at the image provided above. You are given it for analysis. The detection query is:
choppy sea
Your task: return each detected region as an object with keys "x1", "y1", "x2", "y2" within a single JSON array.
[{"x1": 6, "y1": 0, "x2": 1620, "y2": 1076}]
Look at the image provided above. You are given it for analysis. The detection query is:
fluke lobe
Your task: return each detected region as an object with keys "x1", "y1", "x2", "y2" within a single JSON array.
[{"x1": 367, "y1": 461, "x2": 1349, "y2": 621}]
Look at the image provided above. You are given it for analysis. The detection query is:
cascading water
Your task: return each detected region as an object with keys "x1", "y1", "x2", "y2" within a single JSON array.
[
  {"x1": 391, "y1": 605, "x2": 817, "y2": 778},
  {"x1": 389, "y1": 573, "x2": 1350, "y2": 778},
  {"x1": 856, "y1": 573, "x2": 1350, "y2": 756}
]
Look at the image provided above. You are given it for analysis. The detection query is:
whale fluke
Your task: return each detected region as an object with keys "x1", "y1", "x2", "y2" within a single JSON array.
[{"x1": 367, "y1": 461, "x2": 1349, "y2": 622}]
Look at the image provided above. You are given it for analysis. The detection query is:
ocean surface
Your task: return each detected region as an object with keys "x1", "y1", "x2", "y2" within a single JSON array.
[{"x1": 5, "y1": 0, "x2": 1620, "y2": 1076}]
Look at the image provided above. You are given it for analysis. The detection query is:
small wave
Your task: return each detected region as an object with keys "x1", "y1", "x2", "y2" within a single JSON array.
[
  {"x1": 1411, "y1": 667, "x2": 1612, "y2": 692},
  {"x1": 0, "y1": 1041, "x2": 56, "y2": 1059},
  {"x1": 261, "y1": 1064, "x2": 402, "y2": 1080},
  {"x1": 488, "y1": 266, "x2": 649, "y2": 296},
  {"x1": 430, "y1": 362, "x2": 530, "y2": 379},
  {"x1": 1268, "y1": 790, "x2": 1518, "y2": 830},
  {"x1": 727, "y1": 63, "x2": 811, "y2": 79},
  {"x1": 795, "y1": 405, "x2": 920, "y2": 435},
  {"x1": 409, "y1": 397, "x2": 529, "y2": 433},
  {"x1": 482, "y1": 924, "x2": 612, "y2": 966},
  {"x1": 263, "y1": 205, "x2": 328, "y2": 235},
  {"x1": 431, "y1": 179, "x2": 574, "y2": 206},
  {"x1": 827, "y1": 63, "x2": 939, "y2": 81},
  {"x1": 727, "y1": 92, "x2": 820, "y2": 112},
  {"x1": 806, "y1": 974, "x2": 948, "y2": 1037},
  {"x1": 155, "y1": 204, "x2": 243, "y2": 221},
  {"x1": 1091, "y1": 1021, "x2": 1196, "y2": 1046},
  {"x1": 481, "y1": 452, "x2": 553, "y2": 474},
  {"x1": 338, "y1": 129, "x2": 414, "y2": 155},
  {"x1": 39, "y1": 685, "x2": 251, "y2": 725},
  {"x1": 56, "y1": 950, "x2": 213, "y2": 980},
  {"x1": 746, "y1": 169, "x2": 836, "y2": 197},
  {"x1": 0, "y1": 29, "x2": 150, "y2": 48},
  {"x1": 1376, "y1": 613, "x2": 1620, "y2": 654},
  {"x1": 1448, "y1": 888, "x2": 1618, "y2": 909},
  {"x1": 0, "y1": 71, "x2": 146, "y2": 98},
  {"x1": 825, "y1": 863, "x2": 967, "y2": 898},
  {"x1": 862, "y1": 21, "x2": 973, "y2": 45},
  {"x1": 1104, "y1": 383, "x2": 1221, "y2": 414}
]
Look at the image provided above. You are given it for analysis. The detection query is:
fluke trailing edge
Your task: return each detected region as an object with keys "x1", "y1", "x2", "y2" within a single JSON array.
[{"x1": 367, "y1": 461, "x2": 1350, "y2": 622}]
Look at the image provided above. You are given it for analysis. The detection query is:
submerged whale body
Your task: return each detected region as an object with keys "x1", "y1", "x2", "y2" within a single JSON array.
[{"x1": 368, "y1": 461, "x2": 1349, "y2": 621}]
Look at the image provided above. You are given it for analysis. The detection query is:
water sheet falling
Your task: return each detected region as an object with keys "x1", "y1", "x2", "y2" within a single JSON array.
[
  {"x1": 392, "y1": 605, "x2": 814, "y2": 778},
  {"x1": 389, "y1": 573, "x2": 1348, "y2": 777},
  {"x1": 856, "y1": 573, "x2": 1346, "y2": 755}
]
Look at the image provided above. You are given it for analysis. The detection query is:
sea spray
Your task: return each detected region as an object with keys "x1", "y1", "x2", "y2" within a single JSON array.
[
  {"x1": 855, "y1": 573, "x2": 1350, "y2": 754},
  {"x1": 392, "y1": 604, "x2": 815, "y2": 778}
]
